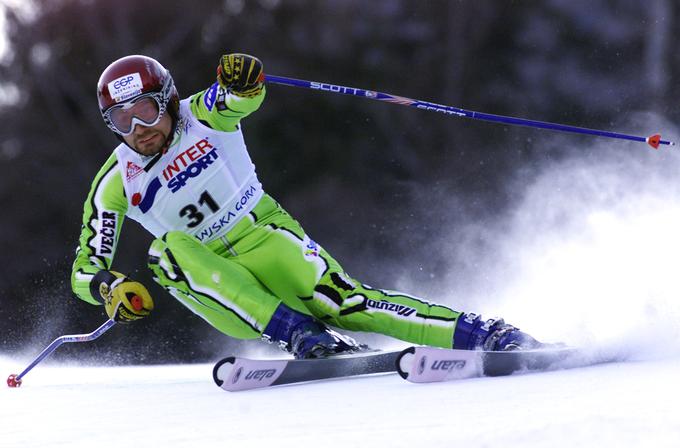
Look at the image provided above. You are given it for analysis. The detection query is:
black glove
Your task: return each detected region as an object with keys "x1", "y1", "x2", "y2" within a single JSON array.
[
  {"x1": 217, "y1": 53, "x2": 264, "y2": 98},
  {"x1": 90, "y1": 270, "x2": 154, "y2": 322}
]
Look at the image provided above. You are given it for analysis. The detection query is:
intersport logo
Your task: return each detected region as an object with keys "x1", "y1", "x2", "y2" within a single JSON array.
[
  {"x1": 162, "y1": 138, "x2": 219, "y2": 193},
  {"x1": 131, "y1": 138, "x2": 220, "y2": 213}
]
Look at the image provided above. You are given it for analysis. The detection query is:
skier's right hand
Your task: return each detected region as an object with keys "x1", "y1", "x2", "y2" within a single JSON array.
[{"x1": 91, "y1": 270, "x2": 154, "y2": 322}]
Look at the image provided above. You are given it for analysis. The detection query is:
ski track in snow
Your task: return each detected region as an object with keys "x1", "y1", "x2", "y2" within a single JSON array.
[{"x1": 1, "y1": 355, "x2": 679, "y2": 448}]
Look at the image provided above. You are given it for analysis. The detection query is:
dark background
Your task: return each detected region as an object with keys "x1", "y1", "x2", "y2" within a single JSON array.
[{"x1": 0, "y1": 0, "x2": 677, "y2": 363}]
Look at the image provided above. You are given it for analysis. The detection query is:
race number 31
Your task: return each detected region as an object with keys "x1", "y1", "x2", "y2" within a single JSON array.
[{"x1": 179, "y1": 190, "x2": 219, "y2": 228}]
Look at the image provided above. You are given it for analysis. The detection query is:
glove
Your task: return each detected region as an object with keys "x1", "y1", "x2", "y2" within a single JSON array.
[
  {"x1": 91, "y1": 270, "x2": 154, "y2": 322},
  {"x1": 217, "y1": 53, "x2": 265, "y2": 98}
]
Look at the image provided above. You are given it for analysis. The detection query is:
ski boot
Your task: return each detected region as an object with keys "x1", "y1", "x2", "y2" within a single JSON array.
[
  {"x1": 263, "y1": 303, "x2": 365, "y2": 359},
  {"x1": 453, "y1": 313, "x2": 543, "y2": 351}
]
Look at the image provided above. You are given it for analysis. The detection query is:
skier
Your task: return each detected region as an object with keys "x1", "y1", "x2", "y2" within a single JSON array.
[{"x1": 71, "y1": 53, "x2": 541, "y2": 359}]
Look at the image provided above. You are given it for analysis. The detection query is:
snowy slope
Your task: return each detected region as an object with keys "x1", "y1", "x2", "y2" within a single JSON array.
[
  {"x1": 4, "y1": 92, "x2": 680, "y2": 448},
  {"x1": 2, "y1": 354, "x2": 679, "y2": 448}
]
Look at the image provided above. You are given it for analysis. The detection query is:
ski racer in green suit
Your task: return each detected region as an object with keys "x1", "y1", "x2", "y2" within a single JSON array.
[{"x1": 71, "y1": 53, "x2": 541, "y2": 359}]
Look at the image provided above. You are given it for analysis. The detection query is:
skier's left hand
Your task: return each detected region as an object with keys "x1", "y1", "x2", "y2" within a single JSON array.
[{"x1": 217, "y1": 53, "x2": 264, "y2": 98}]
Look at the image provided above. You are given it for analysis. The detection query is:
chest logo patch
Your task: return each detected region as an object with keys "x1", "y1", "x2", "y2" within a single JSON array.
[
  {"x1": 132, "y1": 177, "x2": 162, "y2": 213},
  {"x1": 129, "y1": 138, "x2": 219, "y2": 214},
  {"x1": 162, "y1": 138, "x2": 219, "y2": 193},
  {"x1": 126, "y1": 161, "x2": 143, "y2": 181}
]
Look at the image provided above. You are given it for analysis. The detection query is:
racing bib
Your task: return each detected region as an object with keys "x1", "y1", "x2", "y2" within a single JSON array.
[{"x1": 115, "y1": 99, "x2": 264, "y2": 242}]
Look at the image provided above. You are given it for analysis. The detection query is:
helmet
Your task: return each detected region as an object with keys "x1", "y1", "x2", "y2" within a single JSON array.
[{"x1": 97, "y1": 55, "x2": 179, "y2": 136}]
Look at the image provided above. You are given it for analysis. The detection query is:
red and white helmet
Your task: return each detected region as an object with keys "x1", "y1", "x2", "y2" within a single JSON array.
[{"x1": 97, "y1": 55, "x2": 179, "y2": 136}]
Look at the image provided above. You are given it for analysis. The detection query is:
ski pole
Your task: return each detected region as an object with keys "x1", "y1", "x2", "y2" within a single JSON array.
[
  {"x1": 7, "y1": 318, "x2": 116, "y2": 387},
  {"x1": 265, "y1": 74, "x2": 674, "y2": 149}
]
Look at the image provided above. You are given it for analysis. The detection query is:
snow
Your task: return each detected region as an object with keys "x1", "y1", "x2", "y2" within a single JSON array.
[
  {"x1": 4, "y1": 143, "x2": 680, "y2": 446},
  {"x1": 1, "y1": 354, "x2": 679, "y2": 447},
  {"x1": 4, "y1": 93, "x2": 680, "y2": 447}
]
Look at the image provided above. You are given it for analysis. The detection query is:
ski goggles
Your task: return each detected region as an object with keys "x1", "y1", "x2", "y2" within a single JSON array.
[
  {"x1": 102, "y1": 93, "x2": 167, "y2": 136},
  {"x1": 102, "y1": 70, "x2": 176, "y2": 136}
]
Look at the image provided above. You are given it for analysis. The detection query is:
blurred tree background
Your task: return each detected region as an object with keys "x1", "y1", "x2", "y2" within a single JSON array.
[{"x1": 0, "y1": 0, "x2": 676, "y2": 363}]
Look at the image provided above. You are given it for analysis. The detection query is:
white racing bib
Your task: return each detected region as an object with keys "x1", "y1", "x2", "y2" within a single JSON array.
[{"x1": 115, "y1": 99, "x2": 264, "y2": 242}]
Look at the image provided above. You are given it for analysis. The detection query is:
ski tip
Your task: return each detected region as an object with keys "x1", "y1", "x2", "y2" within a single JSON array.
[
  {"x1": 646, "y1": 134, "x2": 661, "y2": 149},
  {"x1": 395, "y1": 347, "x2": 417, "y2": 380},
  {"x1": 212, "y1": 357, "x2": 236, "y2": 388}
]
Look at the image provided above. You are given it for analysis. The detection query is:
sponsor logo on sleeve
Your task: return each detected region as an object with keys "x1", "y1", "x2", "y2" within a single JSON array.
[
  {"x1": 366, "y1": 299, "x2": 416, "y2": 317},
  {"x1": 108, "y1": 73, "x2": 144, "y2": 103},
  {"x1": 303, "y1": 238, "x2": 320, "y2": 259},
  {"x1": 97, "y1": 211, "x2": 118, "y2": 256},
  {"x1": 204, "y1": 82, "x2": 218, "y2": 111}
]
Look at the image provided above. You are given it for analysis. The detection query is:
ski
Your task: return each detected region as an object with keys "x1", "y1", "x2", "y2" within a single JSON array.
[
  {"x1": 213, "y1": 345, "x2": 623, "y2": 391},
  {"x1": 396, "y1": 346, "x2": 619, "y2": 383},
  {"x1": 213, "y1": 350, "x2": 401, "y2": 391}
]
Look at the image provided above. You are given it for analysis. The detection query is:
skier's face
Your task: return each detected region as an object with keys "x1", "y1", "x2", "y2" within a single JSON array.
[{"x1": 123, "y1": 113, "x2": 173, "y2": 156}]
